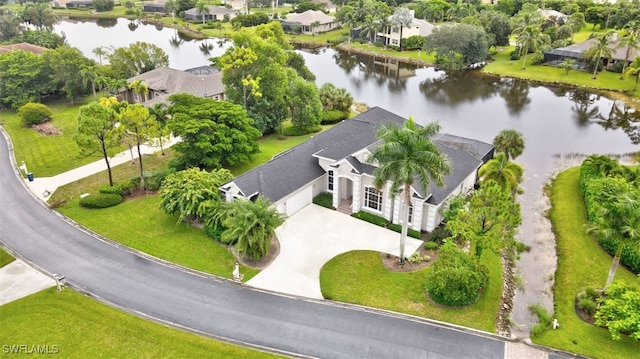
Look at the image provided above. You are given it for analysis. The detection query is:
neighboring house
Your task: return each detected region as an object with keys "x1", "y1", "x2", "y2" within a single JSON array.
[
  {"x1": 377, "y1": 11, "x2": 436, "y2": 47},
  {"x1": 221, "y1": 107, "x2": 494, "y2": 232},
  {"x1": 544, "y1": 34, "x2": 640, "y2": 68},
  {"x1": 184, "y1": 6, "x2": 239, "y2": 21},
  {"x1": 143, "y1": 0, "x2": 168, "y2": 13},
  {"x1": 123, "y1": 67, "x2": 225, "y2": 106},
  {"x1": 61, "y1": 0, "x2": 93, "y2": 8},
  {"x1": 0, "y1": 43, "x2": 48, "y2": 55},
  {"x1": 539, "y1": 9, "x2": 567, "y2": 23},
  {"x1": 310, "y1": 0, "x2": 337, "y2": 13},
  {"x1": 282, "y1": 10, "x2": 340, "y2": 35}
]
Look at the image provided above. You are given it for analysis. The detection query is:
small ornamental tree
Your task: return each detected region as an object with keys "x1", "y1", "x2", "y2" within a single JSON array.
[
  {"x1": 425, "y1": 242, "x2": 489, "y2": 306},
  {"x1": 595, "y1": 282, "x2": 640, "y2": 341},
  {"x1": 18, "y1": 102, "x2": 53, "y2": 127}
]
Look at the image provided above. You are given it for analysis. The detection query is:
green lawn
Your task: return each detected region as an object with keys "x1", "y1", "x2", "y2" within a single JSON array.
[
  {"x1": 0, "y1": 288, "x2": 279, "y2": 358},
  {"x1": 319, "y1": 249, "x2": 503, "y2": 333},
  {"x1": 0, "y1": 247, "x2": 15, "y2": 268},
  {"x1": 534, "y1": 167, "x2": 640, "y2": 359},
  {"x1": 0, "y1": 96, "x2": 110, "y2": 177}
]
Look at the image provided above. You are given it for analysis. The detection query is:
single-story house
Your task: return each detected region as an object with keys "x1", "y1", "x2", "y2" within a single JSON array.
[
  {"x1": 64, "y1": 0, "x2": 93, "y2": 8},
  {"x1": 143, "y1": 0, "x2": 168, "y2": 13},
  {"x1": 310, "y1": 0, "x2": 337, "y2": 13},
  {"x1": 221, "y1": 107, "x2": 494, "y2": 232},
  {"x1": 123, "y1": 67, "x2": 225, "y2": 106},
  {"x1": 184, "y1": 6, "x2": 239, "y2": 21},
  {"x1": 0, "y1": 42, "x2": 48, "y2": 54},
  {"x1": 544, "y1": 34, "x2": 640, "y2": 68},
  {"x1": 539, "y1": 9, "x2": 567, "y2": 22},
  {"x1": 282, "y1": 10, "x2": 340, "y2": 35}
]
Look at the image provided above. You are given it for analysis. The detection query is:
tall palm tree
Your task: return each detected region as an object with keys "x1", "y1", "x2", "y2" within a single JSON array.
[
  {"x1": 92, "y1": 46, "x2": 110, "y2": 65},
  {"x1": 80, "y1": 65, "x2": 100, "y2": 99},
  {"x1": 128, "y1": 79, "x2": 149, "y2": 103},
  {"x1": 617, "y1": 32, "x2": 640, "y2": 79},
  {"x1": 217, "y1": 196, "x2": 286, "y2": 261},
  {"x1": 584, "y1": 32, "x2": 615, "y2": 79},
  {"x1": 492, "y1": 129, "x2": 525, "y2": 161},
  {"x1": 165, "y1": 0, "x2": 178, "y2": 23},
  {"x1": 624, "y1": 56, "x2": 640, "y2": 91},
  {"x1": 478, "y1": 152, "x2": 524, "y2": 193},
  {"x1": 368, "y1": 119, "x2": 452, "y2": 264},
  {"x1": 517, "y1": 25, "x2": 543, "y2": 70},
  {"x1": 587, "y1": 190, "x2": 640, "y2": 288},
  {"x1": 195, "y1": 1, "x2": 210, "y2": 25},
  {"x1": 149, "y1": 103, "x2": 170, "y2": 155},
  {"x1": 390, "y1": 7, "x2": 413, "y2": 52}
]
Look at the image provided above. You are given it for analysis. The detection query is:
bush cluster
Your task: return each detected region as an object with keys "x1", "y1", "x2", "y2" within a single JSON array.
[
  {"x1": 99, "y1": 184, "x2": 123, "y2": 195},
  {"x1": 579, "y1": 155, "x2": 640, "y2": 274},
  {"x1": 352, "y1": 211, "x2": 389, "y2": 227},
  {"x1": 312, "y1": 192, "x2": 334, "y2": 209},
  {"x1": 321, "y1": 110, "x2": 349, "y2": 125},
  {"x1": 79, "y1": 193, "x2": 123, "y2": 209},
  {"x1": 425, "y1": 243, "x2": 488, "y2": 307},
  {"x1": 18, "y1": 102, "x2": 53, "y2": 127},
  {"x1": 387, "y1": 223, "x2": 421, "y2": 239}
]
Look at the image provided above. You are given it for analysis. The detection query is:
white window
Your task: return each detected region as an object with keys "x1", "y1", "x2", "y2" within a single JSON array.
[
  {"x1": 327, "y1": 170, "x2": 334, "y2": 191},
  {"x1": 364, "y1": 187, "x2": 382, "y2": 212},
  {"x1": 391, "y1": 39, "x2": 399, "y2": 46},
  {"x1": 408, "y1": 204, "x2": 413, "y2": 224}
]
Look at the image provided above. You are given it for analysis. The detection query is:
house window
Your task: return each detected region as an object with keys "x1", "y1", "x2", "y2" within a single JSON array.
[
  {"x1": 391, "y1": 39, "x2": 399, "y2": 46},
  {"x1": 327, "y1": 170, "x2": 334, "y2": 191},
  {"x1": 408, "y1": 204, "x2": 413, "y2": 224},
  {"x1": 364, "y1": 187, "x2": 382, "y2": 212}
]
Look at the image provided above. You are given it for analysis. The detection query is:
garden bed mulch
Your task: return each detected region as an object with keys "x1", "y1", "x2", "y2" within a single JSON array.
[
  {"x1": 381, "y1": 244, "x2": 438, "y2": 272},
  {"x1": 32, "y1": 122, "x2": 62, "y2": 135}
]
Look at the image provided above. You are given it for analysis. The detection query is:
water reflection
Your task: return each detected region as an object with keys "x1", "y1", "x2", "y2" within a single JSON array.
[
  {"x1": 497, "y1": 78, "x2": 531, "y2": 116},
  {"x1": 127, "y1": 19, "x2": 138, "y2": 32},
  {"x1": 596, "y1": 100, "x2": 640, "y2": 145},
  {"x1": 420, "y1": 71, "x2": 499, "y2": 106},
  {"x1": 568, "y1": 90, "x2": 601, "y2": 127},
  {"x1": 96, "y1": 17, "x2": 117, "y2": 28}
]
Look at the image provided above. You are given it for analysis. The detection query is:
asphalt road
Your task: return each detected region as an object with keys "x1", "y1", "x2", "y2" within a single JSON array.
[{"x1": 0, "y1": 130, "x2": 508, "y2": 358}]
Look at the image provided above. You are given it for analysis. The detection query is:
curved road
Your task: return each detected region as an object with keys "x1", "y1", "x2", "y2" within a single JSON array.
[{"x1": 0, "y1": 130, "x2": 545, "y2": 358}]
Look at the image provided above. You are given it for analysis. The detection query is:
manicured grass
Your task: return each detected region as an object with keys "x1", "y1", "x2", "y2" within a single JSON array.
[
  {"x1": 0, "y1": 288, "x2": 279, "y2": 358},
  {"x1": 0, "y1": 96, "x2": 111, "y2": 177},
  {"x1": 534, "y1": 167, "x2": 640, "y2": 359},
  {"x1": 0, "y1": 247, "x2": 15, "y2": 268},
  {"x1": 319, "y1": 249, "x2": 503, "y2": 333},
  {"x1": 484, "y1": 47, "x2": 640, "y2": 96}
]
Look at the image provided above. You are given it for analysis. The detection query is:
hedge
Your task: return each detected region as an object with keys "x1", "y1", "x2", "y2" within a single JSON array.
[
  {"x1": 99, "y1": 184, "x2": 123, "y2": 195},
  {"x1": 79, "y1": 193, "x2": 123, "y2": 209},
  {"x1": 387, "y1": 223, "x2": 421, "y2": 239},
  {"x1": 321, "y1": 110, "x2": 349, "y2": 125},
  {"x1": 352, "y1": 211, "x2": 389, "y2": 227},
  {"x1": 313, "y1": 192, "x2": 334, "y2": 209}
]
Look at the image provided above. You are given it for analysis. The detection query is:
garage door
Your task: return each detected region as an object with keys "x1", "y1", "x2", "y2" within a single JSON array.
[{"x1": 285, "y1": 186, "x2": 312, "y2": 216}]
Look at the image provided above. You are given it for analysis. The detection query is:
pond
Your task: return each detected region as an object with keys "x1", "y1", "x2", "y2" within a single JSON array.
[{"x1": 55, "y1": 17, "x2": 639, "y2": 337}]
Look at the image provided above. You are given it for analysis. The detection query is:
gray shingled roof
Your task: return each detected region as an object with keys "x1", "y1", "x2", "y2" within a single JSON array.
[
  {"x1": 228, "y1": 107, "x2": 493, "y2": 206},
  {"x1": 127, "y1": 67, "x2": 224, "y2": 101},
  {"x1": 286, "y1": 10, "x2": 335, "y2": 26},
  {"x1": 185, "y1": 5, "x2": 238, "y2": 16}
]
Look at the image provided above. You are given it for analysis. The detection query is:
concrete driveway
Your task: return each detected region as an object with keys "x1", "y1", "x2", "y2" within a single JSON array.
[{"x1": 246, "y1": 204, "x2": 423, "y2": 299}]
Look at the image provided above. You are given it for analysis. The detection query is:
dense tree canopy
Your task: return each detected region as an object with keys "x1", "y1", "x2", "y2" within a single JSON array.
[
  {"x1": 42, "y1": 46, "x2": 95, "y2": 103},
  {"x1": 0, "y1": 50, "x2": 53, "y2": 109},
  {"x1": 107, "y1": 41, "x2": 169, "y2": 78},
  {"x1": 425, "y1": 24, "x2": 489, "y2": 70},
  {"x1": 167, "y1": 94, "x2": 261, "y2": 170}
]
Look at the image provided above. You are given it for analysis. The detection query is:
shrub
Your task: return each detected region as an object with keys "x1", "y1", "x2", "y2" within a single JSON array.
[
  {"x1": 426, "y1": 226, "x2": 451, "y2": 244},
  {"x1": 529, "y1": 303, "x2": 553, "y2": 337},
  {"x1": 509, "y1": 49, "x2": 520, "y2": 60},
  {"x1": 18, "y1": 103, "x2": 53, "y2": 127},
  {"x1": 595, "y1": 283, "x2": 640, "y2": 341},
  {"x1": 99, "y1": 184, "x2": 123, "y2": 195},
  {"x1": 424, "y1": 241, "x2": 440, "y2": 251},
  {"x1": 313, "y1": 192, "x2": 334, "y2": 209},
  {"x1": 352, "y1": 211, "x2": 388, "y2": 227},
  {"x1": 387, "y1": 223, "x2": 421, "y2": 239},
  {"x1": 145, "y1": 169, "x2": 171, "y2": 191},
  {"x1": 79, "y1": 193, "x2": 123, "y2": 209},
  {"x1": 407, "y1": 252, "x2": 430, "y2": 264},
  {"x1": 578, "y1": 296, "x2": 597, "y2": 316},
  {"x1": 425, "y1": 243, "x2": 488, "y2": 306},
  {"x1": 203, "y1": 223, "x2": 225, "y2": 241},
  {"x1": 321, "y1": 110, "x2": 349, "y2": 125}
]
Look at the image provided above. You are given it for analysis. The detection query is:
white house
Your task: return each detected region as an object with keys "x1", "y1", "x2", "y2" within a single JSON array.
[
  {"x1": 377, "y1": 12, "x2": 436, "y2": 47},
  {"x1": 284, "y1": 10, "x2": 341, "y2": 35},
  {"x1": 221, "y1": 107, "x2": 494, "y2": 232}
]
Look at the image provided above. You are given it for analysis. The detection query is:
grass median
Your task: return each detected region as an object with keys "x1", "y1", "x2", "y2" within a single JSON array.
[
  {"x1": 319, "y1": 249, "x2": 502, "y2": 333},
  {"x1": 0, "y1": 247, "x2": 15, "y2": 268},
  {"x1": 0, "y1": 287, "x2": 280, "y2": 358},
  {"x1": 535, "y1": 167, "x2": 640, "y2": 359}
]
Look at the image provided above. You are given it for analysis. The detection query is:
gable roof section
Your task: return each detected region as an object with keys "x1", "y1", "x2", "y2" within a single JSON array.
[
  {"x1": 545, "y1": 36, "x2": 640, "y2": 62},
  {"x1": 0, "y1": 42, "x2": 48, "y2": 54},
  {"x1": 286, "y1": 10, "x2": 335, "y2": 26},
  {"x1": 230, "y1": 107, "x2": 402, "y2": 203},
  {"x1": 185, "y1": 5, "x2": 238, "y2": 16}
]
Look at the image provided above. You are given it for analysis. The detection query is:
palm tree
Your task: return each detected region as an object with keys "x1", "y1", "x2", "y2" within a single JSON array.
[
  {"x1": 478, "y1": 152, "x2": 524, "y2": 193},
  {"x1": 587, "y1": 190, "x2": 640, "y2": 288},
  {"x1": 560, "y1": 58, "x2": 575, "y2": 75},
  {"x1": 624, "y1": 56, "x2": 640, "y2": 91},
  {"x1": 517, "y1": 25, "x2": 543, "y2": 70},
  {"x1": 390, "y1": 7, "x2": 413, "y2": 52},
  {"x1": 149, "y1": 103, "x2": 170, "y2": 155},
  {"x1": 92, "y1": 46, "x2": 110, "y2": 65},
  {"x1": 80, "y1": 65, "x2": 100, "y2": 99},
  {"x1": 128, "y1": 79, "x2": 149, "y2": 103},
  {"x1": 584, "y1": 32, "x2": 614, "y2": 79},
  {"x1": 368, "y1": 119, "x2": 452, "y2": 264},
  {"x1": 195, "y1": 1, "x2": 210, "y2": 25},
  {"x1": 617, "y1": 32, "x2": 640, "y2": 79},
  {"x1": 492, "y1": 129, "x2": 525, "y2": 161},
  {"x1": 217, "y1": 196, "x2": 286, "y2": 261},
  {"x1": 359, "y1": 15, "x2": 378, "y2": 42},
  {"x1": 165, "y1": 0, "x2": 178, "y2": 23}
]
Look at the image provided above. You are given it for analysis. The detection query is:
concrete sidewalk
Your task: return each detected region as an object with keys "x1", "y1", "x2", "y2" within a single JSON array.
[
  {"x1": 0, "y1": 260, "x2": 55, "y2": 306},
  {"x1": 24, "y1": 136, "x2": 180, "y2": 202}
]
